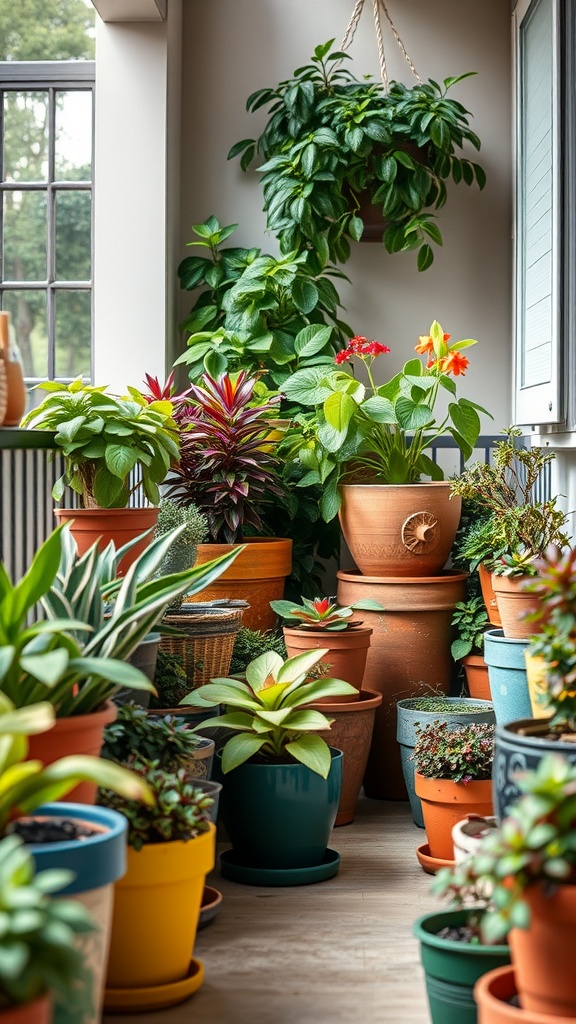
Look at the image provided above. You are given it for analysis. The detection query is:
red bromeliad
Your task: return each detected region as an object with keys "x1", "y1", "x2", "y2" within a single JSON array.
[{"x1": 270, "y1": 594, "x2": 384, "y2": 631}]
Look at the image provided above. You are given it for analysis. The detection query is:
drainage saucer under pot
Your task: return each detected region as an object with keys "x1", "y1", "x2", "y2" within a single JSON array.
[
  {"x1": 103, "y1": 958, "x2": 204, "y2": 1013},
  {"x1": 219, "y1": 848, "x2": 340, "y2": 886}
]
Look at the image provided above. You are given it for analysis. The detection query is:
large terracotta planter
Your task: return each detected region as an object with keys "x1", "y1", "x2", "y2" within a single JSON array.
[
  {"x1": 283, "y1": 626, "x2": 372, "y2": 702},
  {"x1": 338, "y1": 482, "x2": 461, "y2": 577},
  {"x1": 491, "y1": 574, "x2": 539, "y2": 640},
  {"x1": 337, "y1": 569, "x2": 467, "y2": 799},
  {"x1": 414, "y1": 772, "x2": 494, "y2": 861},
  {"x1": 509, "y1": 883, "x2": 576, "y2": 1017},
  {"x1": 310, "y1": 689, "x2": 382, "y2": 825},
  {"x1": 0, "y1": 997, "x2": 51, "y2": 1024},
  {"x1": 475, "y1": 965, "x2": 576, "y2": 1023},
  {"x1": 479, "y1": 564, "x2": 502, "y2": 626},
  {"x1": 54, "y1": 507, "x2": 159, "y2": 575},
  {"x1": 463, "y1": 653, "x2": 491, "y2": 700},
  {"x1": 189, "y1": 538, "x2": 292, "y2": 631},
  {"x1": 27, "y1": 701, "x2": 117, "y2": 805}
]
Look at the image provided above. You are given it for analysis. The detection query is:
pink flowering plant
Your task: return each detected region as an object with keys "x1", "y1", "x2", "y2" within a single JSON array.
[
  {"x1": 409, "y1": 720, "x2": 495, "y2": 783},
  {"x1": 282, "y1": 320, "x2": 489, "y2": 520}
]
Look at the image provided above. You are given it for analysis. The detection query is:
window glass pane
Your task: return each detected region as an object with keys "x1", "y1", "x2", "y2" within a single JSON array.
[
  {"x1": 3, "y1": 191, "x2": 47, "y2": 281},
  {"x1": 2, "y1": 290, "x2": 47, "y2": 378},
  {"x1": 55, "y1": 91, "x2": 92, "y2": 181},
  {"x1": 54, "y1": 290, "x2": 91, "y2": 378},
  {"x1": 2, "y1": 92, "x2": 49, "y2": 182},
  {"x1": 55, "y1": 191, "x2": 91, "y2": 280}
]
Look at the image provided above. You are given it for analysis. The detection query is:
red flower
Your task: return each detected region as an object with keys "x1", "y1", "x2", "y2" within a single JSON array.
[
  {"x1": 334, "y1": 338, "x2": 391, "y2": 365},
  {"x1": 439, "y1": 351, "x2": 470, "y2": 376},
  {"x1": 334, "y1": 350, "x2": 352, "y2": 365},
  {"x1": 313, "y1": 598, "x2": 330, "y2": 615},
  {"x1": 415, "y1": 335, "x2": 434, "y2": 355}
]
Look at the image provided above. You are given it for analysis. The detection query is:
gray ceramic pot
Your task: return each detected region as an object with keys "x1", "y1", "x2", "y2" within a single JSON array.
[{"x1": 493, "y1": 718, "x2": 576, "y2": 819}]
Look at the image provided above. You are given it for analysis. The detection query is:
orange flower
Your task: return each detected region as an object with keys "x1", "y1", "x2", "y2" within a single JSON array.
[
  {"x1": 415, "y1": 335, "x2": 434, "y2": 355},
  {"x1": 440, "y1": 351, "x2": 469, "y2": 376}
]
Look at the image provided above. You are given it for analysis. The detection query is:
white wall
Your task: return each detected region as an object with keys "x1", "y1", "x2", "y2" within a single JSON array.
[{"x1": 179, "y1": 0, "x2": 513, "y2": 432}]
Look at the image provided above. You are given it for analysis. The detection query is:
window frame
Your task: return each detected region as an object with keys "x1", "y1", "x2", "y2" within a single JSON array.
[{"x1": 0, "y1": 60, "x2": 95, "y2": 384}]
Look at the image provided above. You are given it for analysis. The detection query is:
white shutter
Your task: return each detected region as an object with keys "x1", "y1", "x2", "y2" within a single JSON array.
[{"x1": 514, "y1": 0, "x2": 562, "y2": 426}]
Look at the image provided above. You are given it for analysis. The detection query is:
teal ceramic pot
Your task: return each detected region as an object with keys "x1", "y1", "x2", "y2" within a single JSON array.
[
  {"x1": 396, "y1": 698, "x2": 495, "y2": 827},
  {"x1": 413, "y1": 909, "x2": 510, "y2": 1024},
  {"x1": 484, "y1": 629, "x2": 531, "y2": 725},
  {"x1": 494, "y1": 718, "x2": 576, "y2": 819},
  {"x1": 216, "y1": 748, "x2": 343, "y2": 868}
]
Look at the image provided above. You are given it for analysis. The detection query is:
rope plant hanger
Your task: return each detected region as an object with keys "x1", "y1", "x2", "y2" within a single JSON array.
[{"x1": 229, "y1": 9, "x2": 486, "y2": 269}]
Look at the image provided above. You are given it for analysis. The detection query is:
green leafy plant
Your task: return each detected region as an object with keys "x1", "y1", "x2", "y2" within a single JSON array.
[
  {"x1": 102, "y1": 703, "x2": 201, "y2": 771},
  {"x1": 182, "y1": 648, "x2": 357, "y2": 777},
  {"x1": 409, "y1": 720, "x2": 494, "y2": 782},
  {"x1": 155, "y1": 498, "x2": 208, "y2": 571},
  {"x1": 433, "y1": 754, "x2": 576, "y2": 943},
  {"x1": 283, "y1": 321, "x2": 488, "y2": 518},
  {"x1": 149, "y1": 649, "x2": 189, "y2": 710},
  {"x1": 0, "y1": 833, "x2": 95, "y2": 1010},
  {"x1": 98, "y1": 760, "x2": 214, "y2": 851},
  {"x1": 451, "y1": 598, "x2": 489, "y2": 660},
  {"x1": 271, "y1": 594, "x2": 383, "y2": 630},
  {"x1": 0, "y1": 524, "x2": 240, "y2": 715},
  {"x1": 230, "y1": 628, "x2": 287, "y2": 674},
  {"x1": 229, "y1": 40, "x2": 485, "y2": 270},
  {"x1": 21, "y1": 380, "x2": 180, "y2": 508}
]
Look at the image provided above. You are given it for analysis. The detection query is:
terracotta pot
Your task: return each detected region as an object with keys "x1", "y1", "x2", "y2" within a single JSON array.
[
  {"x1": 414, "y1": 772, "x2": 494, "y2": 861},
  {"x1": 27, "y1": 701, "x2": 117, "y2": 804},
  {"x1": 189, "y1": 537, "x2": 292, "y2": 631},
  {"x1": 491, "y1": 574, "x2": 540, "y2": 639},
  {"x1": 310, "y1": 689, "x2": 382, "y2": 825},
  {"x1": 338, "y1": 482, "x2": 461, "y2": 577},
  {"x1": 479, "y1": 564, "x2": 502, "y2": 626},
  {"x1": 475, "y1": 965, "x2": 576, "y2": 1024},
  {"x1": 54, "y1": 507, "x2": 159, "y2": 575},
  {"x1": 463, "y1": 653, "x2": 491, "y2": 701},
  {"x1": 510, "y1": 882, "x2": 576, "y2": 1017},
  {"x1": 0, "y1": 997, "x2": 51, "y2": 1024},
  {"x1": 283, "y1": 626, "x2": 373, "y2": 702},
  {"x1": 337, "y1": 569, "x2": 467, "y2": 799}
]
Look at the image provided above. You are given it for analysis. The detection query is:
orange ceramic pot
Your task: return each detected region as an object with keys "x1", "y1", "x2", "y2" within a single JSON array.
[
  {"x1": 310, "y1": 689, "x2": 383, "y2": 825},
  {"x1": 510, "y1": 882, "x2": 576, "y2": 1017},
  {"x1": 0, "y1": 997, "x2": 51, "y2": 1024},
  {"x1": 54, "y1": 507, "x2": 159, "y2": 575},
  {"x1": 189, "y1": 538, "x2": 292, "y2": 631},
  {"x1": 491, "y1": 574, "x2": 540, "y2": 640},
  {"x1": 27, "y1": 701, "x2": 117, "y2": 805},
  {"x1": 463, "y1": 654, "x2": 491, "y2": 701},
  {"x1": 475, "y1": 965, "x2": 576, "y2": 1024},
  {"x1": 337, "y1": 569, "x2": 467, "y2": 800},
  {"x1": 479, "y1": 564, "x2": 502, "y2": 626},
  {"x1": 414, "y1": 772, "x2": 494, "y2": 861},
  {"x1": 283, "y1": 626, "x2": 373, "y2": 702},
  {"x1": 338, "y1": 482, "x2": 461, "y2": 577}
]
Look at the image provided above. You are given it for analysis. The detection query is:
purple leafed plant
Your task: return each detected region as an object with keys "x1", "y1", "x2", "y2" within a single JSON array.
[{"x1": 167, "y1": 371, "x2": 284, "y2": 544}]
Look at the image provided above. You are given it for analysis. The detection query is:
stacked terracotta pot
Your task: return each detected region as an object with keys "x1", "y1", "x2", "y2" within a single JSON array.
[{"x1": 336, "y1": 482, "x2": 467, "y2": 800}]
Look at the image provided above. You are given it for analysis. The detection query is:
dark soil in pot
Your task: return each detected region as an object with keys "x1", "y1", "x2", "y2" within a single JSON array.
[{"x1": 9, "y1": 817, "x2": 100, "y2": 844}]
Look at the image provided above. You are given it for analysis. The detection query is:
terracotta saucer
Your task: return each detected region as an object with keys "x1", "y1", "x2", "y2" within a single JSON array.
[
  {"x1": 103, "y1": 958, "x2": 204, "y2": 1012},
  {"x1": 416, "y1": 842, "x2": 455, "y2": 875},
  {"x1": 198, "y1": 885, "x2": 223, "y2": 929}
]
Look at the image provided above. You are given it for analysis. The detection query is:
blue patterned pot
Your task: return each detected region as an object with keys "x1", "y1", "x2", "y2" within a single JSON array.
[
  {"x1": 494, "y1": 718, "x2": 576, "y2": 818},
  {"x1": 483, "y1": 629, "x2": 531, "y2": 725}
]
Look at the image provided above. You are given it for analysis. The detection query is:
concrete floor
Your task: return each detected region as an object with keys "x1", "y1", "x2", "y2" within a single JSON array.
[{"x1": 104, "y1": 797, "x2": 436, "y2": 1024}]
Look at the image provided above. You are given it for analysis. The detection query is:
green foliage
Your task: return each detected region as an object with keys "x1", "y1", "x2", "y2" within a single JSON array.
[
  {"x1": 409, "y1": 720, "x2": 494, "y2": 782},
  {"x1": 0, "y1": 833, "x2": 94, "y2": 1009},
  {"x1": 99, "y1": 760, "x2": 214, "y2": 851},
  {"x1": 149, "y1": 650, "x2": 189, "y2": 710},
  {"x1": 451, "y1": 598, "x2": 489, "y2": 660},
  {"x1": 525, "y1": 546, "x2": 576, "y2": 727},
  {"x1": 21, "y1": 381, "x2": 180, "y2": 508},
  {"x1": 271, "y1": 594, "x2": 383, "y2": 631},
  {"x1": 230, "y1": 41, "x2": 485, "y2": 269},
  {"x1": 0, "y1": 524, "x2": 240, "y2": 715},
  {"x1": 102, "y1": 703, "x2": 201, "y2": 771},
  {"x1": 182, "y1": 648, "x2": 357, "y2": 778},
  {"x1": 0, "y1": 0, "x2": 94, "y2": 61},
  {"x1": 433, "y1": 754, "x2": 576, "y2": 943},
  {"x1": 156, "y1": 499, "x2": 208, "y2": 550},
  {"x1": 230, "y1": 628, "x2": 287, "y2": 675}
]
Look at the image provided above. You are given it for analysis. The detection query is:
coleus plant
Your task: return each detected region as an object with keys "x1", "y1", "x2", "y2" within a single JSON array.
[
  {"x1": 270, "y1": 595, "x2": 383, "y2": 631},
  {"x1": 166, "y1": 371, "x2": 284, "y2": 543}
]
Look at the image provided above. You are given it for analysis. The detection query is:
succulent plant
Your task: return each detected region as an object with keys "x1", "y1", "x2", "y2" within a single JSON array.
[
  {"x1": 101, "y1": 703, "x2": 201, "y2": 771},
  {"x1": 270, "y1": 595, "x2": 383, "y2": 631}
]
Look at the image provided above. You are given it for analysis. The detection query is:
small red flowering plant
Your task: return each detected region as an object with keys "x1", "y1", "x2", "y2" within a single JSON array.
[
  {"x1": 282, "y1": 320, "x2": 490, "y2": 520},
  {"x1": 270, "y1": 595, "x2": 384, "y2": 631},
  {"x1": 409, "y1": 720, "x2": 495, "y2": 784}
]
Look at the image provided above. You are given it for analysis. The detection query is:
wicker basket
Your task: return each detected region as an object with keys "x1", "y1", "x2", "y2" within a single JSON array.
[{"x1": 159, "y1": 604, "x2": 246, "y2": 696}]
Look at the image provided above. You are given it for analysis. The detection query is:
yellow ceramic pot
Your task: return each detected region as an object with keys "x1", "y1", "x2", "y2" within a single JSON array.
[
  {"x1": 525, "y1": 651, "x2": 551, "y2": 718},
  {"x1": 105, "y1": 824, "x2": 215, "y2": 991}
]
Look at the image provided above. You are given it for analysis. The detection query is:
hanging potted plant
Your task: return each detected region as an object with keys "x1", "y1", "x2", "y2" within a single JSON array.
[
  {"x1": 451, "y1": 597, "x2": 491, "y2": 700},
  {"x1": 21, "y1": 381, "x2": 180, "y2": 573}
]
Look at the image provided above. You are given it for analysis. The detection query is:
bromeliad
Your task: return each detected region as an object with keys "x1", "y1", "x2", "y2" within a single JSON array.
[{"x1": 270, "y1": 595, "x2": 383, "y2": 631}]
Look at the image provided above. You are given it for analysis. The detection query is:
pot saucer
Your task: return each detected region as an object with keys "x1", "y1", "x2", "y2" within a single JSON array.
[
  {"x1": 416, "y1": 842, "x2": 455, "y2": 875},
  {"x1": 220, "y1": 848, "x2": 340, "y2": 886},
  {"x1": 198, "y1": 885, "x2": 223, "y2": 929},
  {"x1": 103, "y1": 958, "x2": 204, "y2": 1013}
]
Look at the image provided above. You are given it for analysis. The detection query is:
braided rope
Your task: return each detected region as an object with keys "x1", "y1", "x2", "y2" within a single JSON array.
[
  {"x1": 340, "y1": 0, "x2": 365, "y2": 52},
  {"x1": 339, "y1": 0, "x2": 422, "y2": 92},
  {"x1": 372, "y1": 0, "x2": 388, "y2": 89},
  {"x1": 379, "y1": 0, "x2": 422, "y2": 82}
]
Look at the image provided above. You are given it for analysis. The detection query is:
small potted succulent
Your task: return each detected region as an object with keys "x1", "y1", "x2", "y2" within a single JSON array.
[
  {"x1": 271, "y1": 595, "x2": 383, "y2": 695},
  {"x1": 102, "y1": 702, "x2": 216, "y2": 782},
  {"x1": 451, "y1": 597, "x2": 491, "y2": 700},
  {"x1": 166, "y1": 370, "x2": 292, "y2": 630},
  {"x1": 99, "y1": 761, "x2": 216, "y2": 1012},
  {"x1": 183, "y1": 648, "x2": 357, "y2": 884},
  {"x1": 409, "y1": 720, "x2": 495, "y2": 871},
  {"x1": 21, "y1": 381, "x2": 180, "y2": 570},
  {"x1": 434, "y1": 753, "x2": 576, "y2": 1020}
]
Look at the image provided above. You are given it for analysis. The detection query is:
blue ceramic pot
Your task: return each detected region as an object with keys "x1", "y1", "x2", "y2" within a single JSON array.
[
  {"x1": 396, "y1": 698, "x2": 495, "y2": 827},
  {"x1": 494, "y1": 719, "x2": 576, "y2": 819},
  {"x1": 483, "y1": 629, "x2": 531, "y2": 725},
  {"x1": 215, "y1": 748, "x2": 342, "y2": 868}
]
